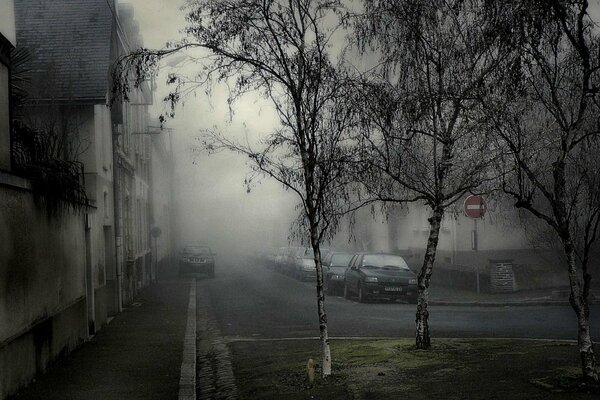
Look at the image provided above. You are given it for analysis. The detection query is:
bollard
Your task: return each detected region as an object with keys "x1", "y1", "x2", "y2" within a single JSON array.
[{"x1": 306, "y1": 358, "x2": 315, "y2": 385}]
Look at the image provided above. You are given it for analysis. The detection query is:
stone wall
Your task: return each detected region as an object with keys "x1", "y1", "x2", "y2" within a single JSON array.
[{"x1": 0, "y1": 174, "x2": 88, "y2": 399}]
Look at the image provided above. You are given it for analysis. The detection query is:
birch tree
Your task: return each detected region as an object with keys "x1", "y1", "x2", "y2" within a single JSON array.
[
  {"x1": 350, "y1": 0, "x2": 508, "y2": 349},
  {"x1": 484, "y1": 0, "x2": 600, "y2": 383},
  {"x1": 112, "y1": 0, "x2": 361, "y2": 377}
]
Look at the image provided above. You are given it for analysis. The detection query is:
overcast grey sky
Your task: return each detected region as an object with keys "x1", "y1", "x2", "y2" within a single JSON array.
[
  {"x1": 122, "y1": 0, "x2": 297, "y2": 255},
  {"x1": 120, "y1": 0, "x2": 600, "y2": 255}
]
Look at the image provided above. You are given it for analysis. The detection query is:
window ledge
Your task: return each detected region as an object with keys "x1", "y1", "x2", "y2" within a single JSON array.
[{"x1": 0, "y1": 170, "x2": 32, "y2": 191}]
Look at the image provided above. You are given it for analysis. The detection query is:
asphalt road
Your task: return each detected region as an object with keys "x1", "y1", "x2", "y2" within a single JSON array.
[{"x1": 195, "y1": 257, "x2": 600, "y2": 341}]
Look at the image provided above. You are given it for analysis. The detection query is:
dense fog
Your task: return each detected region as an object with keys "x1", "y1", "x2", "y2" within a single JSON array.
[
  {"x1": 4, "y1": 1, "x2": 600, "y2": 397},
  {"x1": 123, "y1": 0, "x2": 305, "y2": 261}
]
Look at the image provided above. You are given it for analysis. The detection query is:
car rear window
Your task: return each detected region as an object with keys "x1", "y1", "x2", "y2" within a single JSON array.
[
  {"x1": 184, "y1": 246, "x2": 211, "y2": 255},
  {"x1": 330, "y1": 253, "x2": 353, "y2": 266}
]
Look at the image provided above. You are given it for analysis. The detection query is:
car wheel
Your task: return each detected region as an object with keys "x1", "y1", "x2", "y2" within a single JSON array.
[
  {"x1": 343, "y1": 282, "x2": 351, "y2": 299},
  {"x1": 358, "y1": 284, "x2": 367, "y2": 303}
]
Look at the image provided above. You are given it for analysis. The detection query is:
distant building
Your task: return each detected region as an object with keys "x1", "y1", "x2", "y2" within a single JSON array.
[
  {"x1": 353, "y1": 199, "x2": 569, "y2": 292},
  {"x1": 111, "y1": 3, "x2": 155, "y2": 303},
  {"x1": 150, "y1": 127, "x2": 175, "y2": 278}
]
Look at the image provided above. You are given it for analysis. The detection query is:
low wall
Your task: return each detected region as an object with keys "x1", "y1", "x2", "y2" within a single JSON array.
[
  {"x1": 432, "y1": 263, "x2": 566, "y2": 292},
  {"x1": 402, "y1": 247, "x2": 569, "y2": 292},
  {"x1": 0, "y1": 175, "x2": 88, "y2": 398},
  {"x1": 0, "y1": 299, "x2": 86, "y2": 399}
]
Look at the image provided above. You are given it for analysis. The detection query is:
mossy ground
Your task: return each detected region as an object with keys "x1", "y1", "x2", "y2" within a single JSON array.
[{"x1": 229, "y1": 338, "x2": 599, "y2": 400}]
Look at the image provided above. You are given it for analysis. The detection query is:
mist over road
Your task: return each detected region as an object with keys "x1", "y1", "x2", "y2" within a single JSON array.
[{"x1": 194, "y1": 257, "x2": 600, "y2": 341}]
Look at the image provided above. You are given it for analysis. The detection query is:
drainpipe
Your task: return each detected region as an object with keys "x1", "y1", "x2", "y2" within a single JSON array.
[{"x1": 112, "y1": 132, "x2": 123, "y2": 312}]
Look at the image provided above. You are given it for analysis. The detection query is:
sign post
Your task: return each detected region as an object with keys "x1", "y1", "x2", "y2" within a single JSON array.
[{"x1": 464, "y1": 195, "x2": 487, "y2": 294}]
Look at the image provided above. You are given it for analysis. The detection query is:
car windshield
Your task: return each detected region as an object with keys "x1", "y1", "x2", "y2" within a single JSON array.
[
  {"x1": 183, "y1": 246, "x2": 211, "y2": 255},
  {"x1": 330, "y1": 253, "x2": 353, "y2": 266},
  {"x1": 361, "y1": 255, "x2": 409, "y2": 270}
]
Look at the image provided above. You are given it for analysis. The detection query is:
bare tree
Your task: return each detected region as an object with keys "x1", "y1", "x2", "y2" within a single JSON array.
[
  {"x1": 112, "y1": 0, "x2": 366, "y2": 377},
  {"x1": 349, "y1": 0, "x2": 508, "y2": 349},
  {"x1": 484, "y1": 0, "x2": 600, "y2": 382}
]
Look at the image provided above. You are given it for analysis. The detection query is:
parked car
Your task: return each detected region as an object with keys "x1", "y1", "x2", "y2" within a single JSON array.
[
  {"x1": 267, "y1": 247, "x2": 281, "y2": 267},
  {"x1": 273, "y1": 247, "x2": 290, "y2": 272},
  {"x1": 291, "y1": 247, "x2": 333, "y2": 281},
  {"x1": 322, "y1": 251, "x2": 354, "y2": 295},
  {"x1": 291, "y1": 247, "x2": 314, "y2": 280},
  {"x1": 344, "y1": 253, "x2": 417, "y2": 303},
  {"x1": 179, "y1": 245, "x2": 215, "y2": 278},
  {"x1": 278, "y1": 246, "x2": 298, "y2": 275}
]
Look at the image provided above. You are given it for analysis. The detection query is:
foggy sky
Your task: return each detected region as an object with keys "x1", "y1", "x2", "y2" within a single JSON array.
[
  {"x1": 122, "y1": 0, "x2": 298, "y2": 257},
  {"x1": 120, "y1": 0, "x2": 600, "y2": 257}
]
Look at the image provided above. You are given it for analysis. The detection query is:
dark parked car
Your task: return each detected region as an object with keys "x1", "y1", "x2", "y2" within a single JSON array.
[
  {"x1": 179, "y1": 245, "x2": 215, "y2": 277},
  {"x1": 344, "y1": 253, "x2": 417, "y2": 303},
  {"x1": 323, "y1": 251, "x2": 354, "y2": 295}
]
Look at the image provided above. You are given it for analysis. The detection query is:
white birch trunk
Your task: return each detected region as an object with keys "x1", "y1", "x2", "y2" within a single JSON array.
[
  {"x1": 565, "y1": 242, "x2": 598, "y2": 382},
  {"x1": 415, "y1": 207, "x2": 443, "y2": 350},
  {"x1": 554, "y1": 160, "x2": 598, "y2": 382},
  {"x1": 311, "y1": 238, "x2": 331, "y2": 376}
]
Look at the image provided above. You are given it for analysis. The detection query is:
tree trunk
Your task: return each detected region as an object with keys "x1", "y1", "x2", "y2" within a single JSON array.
[
  {"x1": 310, "y1": 228, "x2": 332, "y2": 376},
  {"x1": 564, "y1": 241, "x2": 598, "y2": 383},
  {"x1": 415, "y1": 206, "x2": 444, "y2": 350},
  {"x1": 553, "y1": 159, "x2": 598, "y2": 382}
]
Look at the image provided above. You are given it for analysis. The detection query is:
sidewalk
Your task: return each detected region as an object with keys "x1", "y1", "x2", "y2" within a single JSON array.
[
  {"x1": 428, "y1": 284, "x2": 599, "y2": 306},
  {"x1": 10, "y1": 280, "x2": 191, "y2": 400}
]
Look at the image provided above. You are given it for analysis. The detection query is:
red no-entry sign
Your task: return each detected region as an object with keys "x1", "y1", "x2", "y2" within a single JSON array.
[{"x1": 464, "y1": 195, "x2": 486, "y2": 219}]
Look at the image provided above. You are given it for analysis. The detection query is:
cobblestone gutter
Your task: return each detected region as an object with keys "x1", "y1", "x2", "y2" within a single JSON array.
[{"x1": 196, "y1": 284, "x2": 239, "y2": 399}]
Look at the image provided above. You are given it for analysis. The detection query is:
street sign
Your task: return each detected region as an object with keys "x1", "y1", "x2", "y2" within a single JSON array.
[{"x1": 464, "y1": 195, "x2": 486, "y2": 219}]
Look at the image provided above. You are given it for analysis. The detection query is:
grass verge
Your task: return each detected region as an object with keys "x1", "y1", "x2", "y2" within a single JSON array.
[{"x1": 229, "y1": 338, "x2": 599, "y2": 399}]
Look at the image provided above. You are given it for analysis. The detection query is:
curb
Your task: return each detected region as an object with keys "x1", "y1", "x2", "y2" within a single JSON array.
[
  {"x1": 428, "y1": 299, "x2": 570, "y2": 307},
  {"x1": 179, "y1": 279, "x2": 197, "y2": 400},
  {"x1": 224, "y1": 336, "x2": 581, "y2": 343}
]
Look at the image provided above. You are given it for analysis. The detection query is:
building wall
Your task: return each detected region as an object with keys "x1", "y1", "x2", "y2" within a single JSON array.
[
  {"x1": 0, "y1": 176, "x2": 88, "y2": 399},
  {"x1": 0, "y1": 65, "x2": 9, "y2": 171},
  {"x1": 0, "y1": 4, "x2": 89, "y2": 397},
  {"x1": 115, "y1": 96, "x2": 153, "y2": 304},
  {"x1": 21, "y1": 103, "x2": 118, "y2": 331},
  {"x1": 88, "y1": 105, "x2": 117, "y2": 325},
  {"x1": 0, "y1": 0, "x2": 15, "y2": 172},
  {"x1": 150, "y1": 132, "x2": 174, "y2": 278}
]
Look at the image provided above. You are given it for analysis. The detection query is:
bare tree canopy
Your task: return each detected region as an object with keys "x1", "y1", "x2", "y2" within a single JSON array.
[
  {"x1": 481, "y1": 0, "x2": 600, "y2": 383},
  {"x1": 348, "y1": 0, "x2": 508, "y2": 350}
]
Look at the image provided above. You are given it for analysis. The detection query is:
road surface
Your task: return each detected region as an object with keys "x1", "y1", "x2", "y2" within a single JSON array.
[{"x1": 195, "y1": 257, "x2": 600, "y2": 341}]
